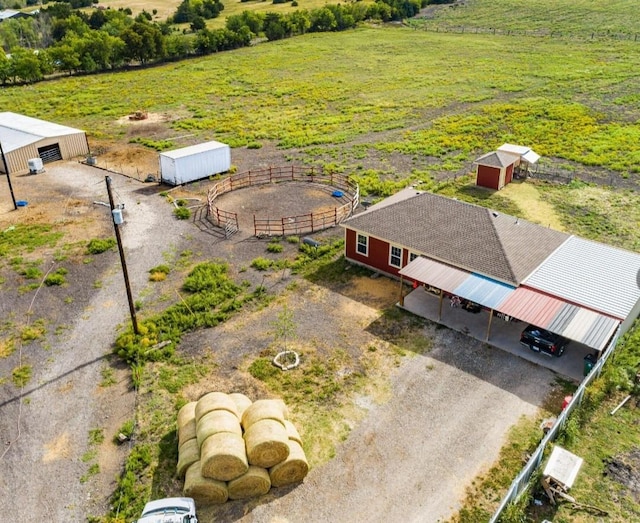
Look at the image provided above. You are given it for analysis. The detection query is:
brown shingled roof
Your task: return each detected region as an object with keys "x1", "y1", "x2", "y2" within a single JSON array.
[
  {"x1": 474, "y1": 151, "x2": 517, "y2": 168},
  {"x1": 342, "y1": 192, "x2": 569, "y2": 285}
]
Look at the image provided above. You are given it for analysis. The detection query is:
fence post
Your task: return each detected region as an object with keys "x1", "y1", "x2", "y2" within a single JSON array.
[
  {"x1": 253, "y1": 215, "x2": 257, "y2": 236},
  {"x1": 269, "y1": 166, "x2": 273, "y2": 183}
]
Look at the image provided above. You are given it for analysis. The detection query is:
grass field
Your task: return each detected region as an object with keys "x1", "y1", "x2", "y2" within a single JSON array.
[
  {"x1": 97, "y1": 0, "x2": 338, "y2": 25},
  {"x1": 2, "y1": 27, "x2": 639, "y2": 185},
  {"x1": 416, "y1": 0, "x2": 640, "y2": 35}
]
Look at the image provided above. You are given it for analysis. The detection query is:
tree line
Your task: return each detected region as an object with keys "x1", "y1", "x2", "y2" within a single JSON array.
[{"x1": 0, "y1": 0, "x2": 448, "y2": 84}]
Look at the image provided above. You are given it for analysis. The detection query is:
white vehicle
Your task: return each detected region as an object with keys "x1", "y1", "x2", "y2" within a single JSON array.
[{"x1": 136, "y1": 497, "x2": 198, "y2": 523}]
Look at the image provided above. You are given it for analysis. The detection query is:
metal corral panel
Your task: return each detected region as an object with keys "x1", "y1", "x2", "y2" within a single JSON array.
[
  {"x1": 399, "y1": 257, "x2": 468, "y2": 293},
  {"x1": 452, "y1": 274, "x2": 515, "y2": 309},
  {"x1": 524, "y1": 236, "x2": 640, "y2": 320},
  {"x1": 160, "y1": 141, "x2": 231, "y2": 185}
]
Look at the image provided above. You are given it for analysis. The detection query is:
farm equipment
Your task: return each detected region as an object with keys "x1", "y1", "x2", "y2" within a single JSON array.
[{"x1": 129, "y1": 110, "x2": 148, "y2": 121}]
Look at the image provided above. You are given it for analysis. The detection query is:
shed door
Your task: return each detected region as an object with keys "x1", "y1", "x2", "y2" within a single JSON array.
[{"x1": 38, "y1": 144, "x2": 63, "y2": 163}]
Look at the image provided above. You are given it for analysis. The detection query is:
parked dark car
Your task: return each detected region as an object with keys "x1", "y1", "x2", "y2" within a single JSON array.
[{"x1": 520, "y1": 325, "x2": 569, "y2": 357}]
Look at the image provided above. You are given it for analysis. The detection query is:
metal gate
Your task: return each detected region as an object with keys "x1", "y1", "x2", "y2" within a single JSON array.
[{"x1": 38, "y1": 144, "x2": 62, "y2": 163}]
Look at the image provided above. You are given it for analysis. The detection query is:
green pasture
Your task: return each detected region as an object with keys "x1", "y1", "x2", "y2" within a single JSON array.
[
  {"x1": 415, "y1": 0, "x2": 640, "y2": 35},
  {"x1": 1, "y1": 27, "x2": 639, "y2": 184}
]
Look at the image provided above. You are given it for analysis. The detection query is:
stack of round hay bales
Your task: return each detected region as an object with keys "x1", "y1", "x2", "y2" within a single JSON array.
[
  {"x1": 184, "y1": 461, "x2": 228, "y2": 504},
  {"x1": 196, "y1": 392, "x2": 247, "y2": 482},
  {"x1": 242, "y1": 399, "x2": 290, "y2": 468},
  {"x1": 269, "y1": 420, "x2": 310, "y2": 487},
  {"x1": 176, "y1": 401, "x2": 200, "y2": 478},
  {"x1": 178, "y1": 392, "x2": 309, "y2": 504}
]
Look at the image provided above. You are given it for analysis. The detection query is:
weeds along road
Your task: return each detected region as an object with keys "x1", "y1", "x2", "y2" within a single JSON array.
[{"x1": 0, "y1": 163, "x2": 195, "y2": 521}]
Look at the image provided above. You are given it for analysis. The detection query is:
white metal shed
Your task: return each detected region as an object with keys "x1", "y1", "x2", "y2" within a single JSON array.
[
  {"x1": 159, "y1": 141, "x2": 231, "y2": 186},
  {"x1": 0, "y1": 112, "x2": 89, "y2": 174}
]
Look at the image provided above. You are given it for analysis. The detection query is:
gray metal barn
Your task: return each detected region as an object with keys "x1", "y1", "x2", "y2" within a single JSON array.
[{"x1": 0, "y1": 112, "x2": 89, "y2": 174}]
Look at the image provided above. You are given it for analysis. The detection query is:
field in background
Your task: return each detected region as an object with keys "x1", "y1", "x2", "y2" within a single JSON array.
[
  {"x1": 416, "y1": 0, "x2": 640, "y2": 35},
  {"x1": 95, "y1": 0, "x2": 338, "y2": 25}
]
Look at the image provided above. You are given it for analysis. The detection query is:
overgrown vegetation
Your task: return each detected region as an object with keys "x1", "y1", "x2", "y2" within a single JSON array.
[
  {"x1": 86, "y1": 238, "x2": 116, "y2": 255},
  {"x1": 113, "y1": 261, "x2": 250, "y2": 364}
]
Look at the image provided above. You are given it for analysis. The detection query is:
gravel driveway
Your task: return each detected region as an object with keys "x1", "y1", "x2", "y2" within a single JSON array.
[
  {"x1": 0, "y1": 162, "x2": 554, "y2": 522},
  {"x1": 199, "y1": 325, "x2": 554, "y2": 523}
]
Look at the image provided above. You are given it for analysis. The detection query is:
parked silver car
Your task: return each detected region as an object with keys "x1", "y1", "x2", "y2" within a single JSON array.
[{"x1": 136, "y1": 497, "x2": 198, "y2": 523}]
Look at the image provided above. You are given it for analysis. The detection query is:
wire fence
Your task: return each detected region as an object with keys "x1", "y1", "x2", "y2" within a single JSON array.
[{"x1": 489, "y1": 326, "x2": 621, "y2": 522}]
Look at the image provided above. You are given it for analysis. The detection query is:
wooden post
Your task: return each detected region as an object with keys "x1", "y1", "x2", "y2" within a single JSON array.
[
  {"x1": 486, "y1": 309, "x2": 494, "y2": 341},
  {"x1": 438, "y1": 290, "x2": 443, "y2": 321},
  {"x1": 399, "y1": 275, "x2": 405, "y2": 306},
  {"x1": 105, "y1": 176, "x2": 139, "y2": 335}
]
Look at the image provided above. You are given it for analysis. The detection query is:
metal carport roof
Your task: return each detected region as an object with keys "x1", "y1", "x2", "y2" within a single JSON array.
[{"x1": 400, "y1": 257, "x2": 620, "y2": 351}]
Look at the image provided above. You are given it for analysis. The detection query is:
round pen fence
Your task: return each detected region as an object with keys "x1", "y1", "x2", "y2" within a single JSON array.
[{"x1": 206, "y1": 166, "x2": 359, "y2": 238}]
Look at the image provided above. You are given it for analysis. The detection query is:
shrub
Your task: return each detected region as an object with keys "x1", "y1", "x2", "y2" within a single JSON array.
[
  {"x1": 174, "y1": 207, "x2": 190, "y2": 220},
  {"x1": 251, "y1": 257, "x2": 274, "y2": 271},
  {"x1": 149, "y1": 264, "x2": 171, "y2": 281},
  {"x1": 12, "y1": 365, "x2": 32, "y2": 387},
  {"x1": 267, "y1": 242, "x2": 284, "y2": 253},
  {"x1": 44, "y1": 273, "x2": 66, "y2": 286},
  {"x1": 87, "y1": 238, "x2": 116, "y2": 254},
  {"x1": 22, "y1": 266, "x2": 43, "y2": 279}
]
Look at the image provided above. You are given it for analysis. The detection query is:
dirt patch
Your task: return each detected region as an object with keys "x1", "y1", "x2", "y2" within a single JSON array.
[{"x1": 604, "y1": 447, "x2": 640, "y2": 501}]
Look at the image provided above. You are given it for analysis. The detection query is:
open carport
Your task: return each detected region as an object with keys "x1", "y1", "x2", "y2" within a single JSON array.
[{"x1": 399, "y1": 285, "x2": 595, "y2": 381}]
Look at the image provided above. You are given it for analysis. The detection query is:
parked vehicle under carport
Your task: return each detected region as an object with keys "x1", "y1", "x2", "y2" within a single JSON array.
[{"x1": 520, "y1": 325, "x2": 569, "y2": 357}]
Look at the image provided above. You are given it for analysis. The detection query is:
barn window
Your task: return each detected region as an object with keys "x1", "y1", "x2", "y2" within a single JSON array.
[
  {"x1": 356, "y1": 234, "x2": 368, "y2": 255},
  {"x1": 389, "y1": 245, "x2": 402, "y2": 268},
  {"x1": 409, "y1": 252, "x2": 419, "y2": 263}
]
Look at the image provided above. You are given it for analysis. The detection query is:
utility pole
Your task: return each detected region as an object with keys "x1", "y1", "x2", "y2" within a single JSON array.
[
  {"x1": 105, "y1": 176, "x2": 139, "y2": 335},
  {"x1": 0, "y1": 142, "x2": 17, "y2": 210}
]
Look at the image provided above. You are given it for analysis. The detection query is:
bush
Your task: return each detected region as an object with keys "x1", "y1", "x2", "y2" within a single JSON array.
[
  {"x1": 44, "y1": 273, "x2": 66, "y2": 286},
  {"x1": 174, "y1": 207, "x2": 191, "y2": 220},
  {"x1": 87, "y1": 238, "x2": 116, "y2": 254},
  {"x1": 267, "y1": 242, "x2": 284, "y2": 253},
  {"x1": 251, "y1": 257, "x2": 274, "y2": 271}
]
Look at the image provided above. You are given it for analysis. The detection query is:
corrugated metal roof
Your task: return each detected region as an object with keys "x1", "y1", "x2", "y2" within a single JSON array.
[
  {"x1": 522, "y1": 150, "x2": 540, "y2": 164},
  {"x1": 524, "y1": 236, "x2": 640, "y2": 320},
  {"x1": 453, "y1": 274, "x2": 515, "y2": 309},
  {"x1": 399, "y1": 257, "x2": 468, "y2": 293},
  {"x1": 498, "y1": 143, "x2": 530, "y2": 155},
  {"x1": 402, "y1": 258, "x2": 619, "y2": 350},
  {"x1": 160, "y1": 140, "x2": 229, "y2": 160},
  {"x1": 0, "y1": 112, "x2": 84, "y2": 153}
]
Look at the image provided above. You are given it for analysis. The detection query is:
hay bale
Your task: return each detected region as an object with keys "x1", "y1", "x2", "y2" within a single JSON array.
[
  {"x1": 241, "y1": 399, "x2": 287, "y2": 431},
  {"x1": 178, "y1": 418, "x2": 197, "y2": 447},
  {"x1": 177, "y1": 401, "x2": 197, "y2": 430},
  {"x1": 195, "y1": 392, "x2": 239, "y2": 422},
  {"x1": 177, "y1": 438, "x2": 200, "y2": 478},
  {"x1": 284, "y1": 420, "x2": 303, "y2": 446},
  {"x1": 196, "y1": 409, "x2": 242, "y2": 448},
  {"x1": 244, "y1": 418, "x2": 289, "y2": 468},
  {"x1": 184, "y1": 461, "x2": 228, "y2": 505},
  {"x1": 200, "y1": 432, "x2": 248, "y2": 481},
  {"x1": 229, "y1": 392, "x2": 253, "y2": 419},
  {"x1": 269, "y1": 440, "x2": 309, "y2": 487},
  {"x1": 227, "y1": 466, "x2": 271, "y2": 500}
]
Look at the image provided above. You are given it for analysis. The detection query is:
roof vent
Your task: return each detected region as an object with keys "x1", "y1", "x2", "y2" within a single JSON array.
[{"x1": 492, "y1": 212, "x2": 499, "y2": 218}]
